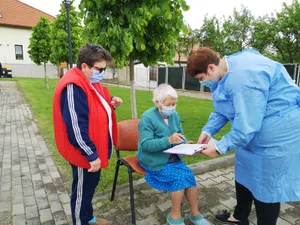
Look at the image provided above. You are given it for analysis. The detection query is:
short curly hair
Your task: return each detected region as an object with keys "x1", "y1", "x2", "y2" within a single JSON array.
[
  {"x1": 187, "y1": 47, "x2": 220, "y2": 77},
  {"x1": 76, "y1": 44, "x2": 112, "y2": 69}
]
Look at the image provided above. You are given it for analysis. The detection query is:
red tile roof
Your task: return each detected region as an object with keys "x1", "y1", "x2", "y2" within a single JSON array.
[{"x1": 0, "y1": 0, "x2": 55, "y2": 29}]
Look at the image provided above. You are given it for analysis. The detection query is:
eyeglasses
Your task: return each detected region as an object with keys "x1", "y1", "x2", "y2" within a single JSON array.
[
  {"x1": 87, "y1": 64, "x2": 106, "y2": 73},
  {"x1": 93, "y1": 66, "x2": 106, "y2": 73}
]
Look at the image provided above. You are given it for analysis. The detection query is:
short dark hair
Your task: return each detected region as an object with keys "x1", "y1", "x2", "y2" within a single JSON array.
[
  {"x1": 187, "y1": 47, "x2": 220, "y2": 77},
  {"x1": 76, "y1": 44, "x2": 112, "y2": 69}
]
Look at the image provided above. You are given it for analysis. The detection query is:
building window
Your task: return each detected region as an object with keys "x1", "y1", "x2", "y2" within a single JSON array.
[
  {"x1": 149, "y1": 66, "x2": 158, "y2": 81},
  {"x1": 15, "y1": 45, "x2": 24, "y2": 60}
]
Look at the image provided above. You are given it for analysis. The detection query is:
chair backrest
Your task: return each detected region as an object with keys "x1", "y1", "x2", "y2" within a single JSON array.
[{"x1": 116, "y1": 119, "x2": 140, "y2": 151}]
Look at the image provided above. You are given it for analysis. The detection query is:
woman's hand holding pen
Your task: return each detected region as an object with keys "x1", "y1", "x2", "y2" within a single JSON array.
[{"x1": 168, "y1": 133, "x2": 185, "y2": 144}]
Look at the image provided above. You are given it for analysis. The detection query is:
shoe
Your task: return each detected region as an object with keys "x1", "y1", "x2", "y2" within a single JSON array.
[
  {"x1": 167, "y1": 213, "x2": 186, "y2": 225},
  {"x1": 214, "y1": 210, "x2": 249, "y2": 225},
  {"x1": 89, "y1": 216, "x2": 109, "y2": 225},
  {"x1": 189, "y1": 213, "x2": 211, "y2": 225}
]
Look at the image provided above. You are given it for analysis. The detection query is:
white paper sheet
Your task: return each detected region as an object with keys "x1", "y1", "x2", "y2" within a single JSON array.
[{"x1": 163, "y1": 144, "x2": 204, "y2": 156}]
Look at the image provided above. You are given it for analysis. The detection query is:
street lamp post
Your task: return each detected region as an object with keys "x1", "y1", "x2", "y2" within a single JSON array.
[{"x1": 63, "y1": 0, "x2": 73, "y2": 69}]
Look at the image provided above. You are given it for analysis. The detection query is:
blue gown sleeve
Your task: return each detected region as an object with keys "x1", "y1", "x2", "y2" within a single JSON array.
[
  {"x1": 202, "y1": 112, "x2": 229, "y2": 136},
  {"x1": 216, "y1": 70, "x2": 270, "y2": 154}
]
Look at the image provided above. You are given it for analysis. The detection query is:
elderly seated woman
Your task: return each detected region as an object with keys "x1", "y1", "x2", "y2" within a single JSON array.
[{"x1": 136, "y1": 84, "x2": 210, "y2": 225}]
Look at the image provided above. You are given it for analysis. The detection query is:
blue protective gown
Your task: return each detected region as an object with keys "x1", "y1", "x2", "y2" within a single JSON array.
[{"x1": 203, "y1": 49, "x2": 300, "y2": 203}]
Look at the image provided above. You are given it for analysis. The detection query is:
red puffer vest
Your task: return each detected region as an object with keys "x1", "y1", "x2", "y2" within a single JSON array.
[{"x1": 53, "y1": 67, "x2": 118, "y2": 169}]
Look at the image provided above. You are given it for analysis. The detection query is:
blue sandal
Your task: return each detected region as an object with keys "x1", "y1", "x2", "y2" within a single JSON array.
[
  {"x1": 167, "y1": 213, "x2": 186, "y2": 225},
  {"x1": 189, "y1": 214, "x2": 211, "y2": 225}
]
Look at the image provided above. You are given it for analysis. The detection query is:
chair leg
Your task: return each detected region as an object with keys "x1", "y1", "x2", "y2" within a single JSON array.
[
  {"x1": 128, "y1": 167, "x2": 136, "y2": 225},
  {"x1": 111, "y1": 160, "x2": 120, "y2": 202}
]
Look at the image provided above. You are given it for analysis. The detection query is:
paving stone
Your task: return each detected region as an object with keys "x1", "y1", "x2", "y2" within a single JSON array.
[
  {"x1": 23, "y1": 186, "x2": 35, "y2": 197},
  {"x1": 25, "y1": 205, "x2": 39, "y2": 219},
  {"x1": 62, "y1": 203, "x2": 71, "y2": 216},
  {"x1": 26, "y1": 217, "x2": 41, "y2": 225},
  {"x1": 12, "y1": 192, "x2": 23, "y2": 204},
  {"x1": 280, "y1": 209, "x2": 300, "y2": 224},
  {"x1": 0, "y1": 211, "x2": 11, "y2": 224},
  {"x1": 200, "y1": 179, "x2": 218, "y2": 188},
  {"x1": 42, "y1": 220, "x2": 56, "y2": 225},
  {"x1": 196, "y1": 173, "x2": 214, "y2": 181},
  {"x1": 12, "y1": 214, "x2": 26, "y2": 225},
  {"x1": 277, "y1": 217, "x2": 293, "y2": 225},
  {"x1": 21, "y1": 166, "x2": 30, "y2": 173},
  {"x1": 220, "y1": 197, "x2": 237, "y2": 210},
  {"x1": 58, "y1": 193, "x2": 70, "y2": 204},
  {"x1": 24, "y1": 196, "x2": 36, "y2": 207},
  {"x1": 53, "y1": 211, "x2": 69, "y2": 225},
  {"x1": 42, "y1": 175, "x2": 52, "y2": 184},
  {"x1": 49, "y1": 200, "x2": 63, "y2": 214},
  {"x1": 136, "y1": 215, "x2": 160, "y2": 225},
  {"x1": 213, "y1": 175, "x2": 229, "y2": 184},
  {"x1": 137, "y1": 205, "x2": 157, "y2": 217},
  {"x1": 1, "y1": 182, "x2": 11, "y2": 191},
  {"x1": 12, "y1": 177, "x2": 22, "y2": 185},
  {"x1": 35, "y1": 189, "x2": 47, "y2": 199},
  {"x1": 33, "y1": 180, "x2": 44, "y2": 190},
  {"x1": 47, "y1": 193, "x2": 60, "y2": 202},
  {"x1": 37, "y1": 197, "x2": 49, "y2": 210},
  {"x1": 32, "y1": 174, "x2": 42, "y2": 181},
  {"x1": 1, "y1": 175, "x2": 11, "y2": 183},
  {"x1": 281, "y1": 202, "x2": 294, "y2": 213},
  {"x1": 40, "y1": 208, "x2": 53, "y2": 223},
  {"x1": 13, "y1": 203, "x2": 25, "y2": 215},
  {"x1": 208, "y1": 169, "x2": 226, "y2": 177},
  {"x1": 12, "y1": 184, "x2": 22, "y2": 194},
  {"x1": 50, "y1": 171, "x2": 60, "y2": 179},
  {"x1": 0, "y1": 200, "x2": 11, "y2": 212},
  {"x1": 157, "y1": 200, "x2": 172, "y2": 212},
  {"x1": 0, "y1": 190, "x2": 10, "y2": 201},
  {"x1": 224, "y1": 172, "x2": 235, "y2": 180}
]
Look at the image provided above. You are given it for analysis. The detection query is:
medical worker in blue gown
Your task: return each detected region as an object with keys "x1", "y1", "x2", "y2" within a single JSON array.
[{"x1": 187, "y1": 47, "x2": 300, "y2": 225}]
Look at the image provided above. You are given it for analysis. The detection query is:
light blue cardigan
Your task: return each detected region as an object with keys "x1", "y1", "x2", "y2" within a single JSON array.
[{"x1": 136, "y1": 107, "x2": 184, "y2": 171}]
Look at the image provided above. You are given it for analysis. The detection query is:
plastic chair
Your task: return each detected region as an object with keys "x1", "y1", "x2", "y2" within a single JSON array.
[{"x1": 110, "y1": 119, "x2": 146, "y2": 225}]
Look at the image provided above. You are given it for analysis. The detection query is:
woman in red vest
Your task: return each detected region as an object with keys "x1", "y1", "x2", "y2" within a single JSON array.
[{"x1": 53, "y1": 44, "x2": 122, "y2": 225}]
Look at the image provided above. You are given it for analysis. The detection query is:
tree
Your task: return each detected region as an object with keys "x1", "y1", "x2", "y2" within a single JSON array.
[
  {"x1": 199, "y1": 15, "x2": 225, "y2": 54},
  {"x1": 80, "y1": 0, "x2": 190, "y2": 118},
  {"x1": 251, "y1": 15, "x2": 280, "y2": 60},
  {"x1": 175, "y1": 25, "x2": 199, "y2": 66},
  {"x1": 50, "y1": 4, "x2": 83, "y2": 67},
  {"x1": 28, "y1": 17, "x2": 51, "y2": 89},
  {"x1": 222, "y1": 5, "x2": 254, "y2": 55},
  {"x1": 251, "y1": 0, "x2": 300, "y2": 63}
]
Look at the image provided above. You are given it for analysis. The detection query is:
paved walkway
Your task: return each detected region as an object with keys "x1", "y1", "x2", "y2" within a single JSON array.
[
  {"x1": 93, "y1": 166, "x2": 300, "y2": 225},
  {"x1": 0, "y1": 82, "x2": 71, "y2": 225}
]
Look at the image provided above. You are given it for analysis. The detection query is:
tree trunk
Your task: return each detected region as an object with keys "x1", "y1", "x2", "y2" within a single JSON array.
[
  {"x1": 178, "y1": 53, "x2": 182, "y2": 67},
  {"x1": 44, "y1": 63, "x2": 49, "y2": 89},
  {"x1": 129, "y1": 55, "x2": 137, "y2": 118}
]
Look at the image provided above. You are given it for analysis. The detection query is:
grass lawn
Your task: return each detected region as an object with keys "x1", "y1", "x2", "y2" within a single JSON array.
[{"x1": 2, "y1": 78, "x2": 230, "y2": 192}]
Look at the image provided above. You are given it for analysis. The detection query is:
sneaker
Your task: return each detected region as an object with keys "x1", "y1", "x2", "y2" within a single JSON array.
[
  {"x1": 89, "y1": 216, "x2": 109, "y2": 225},
  {"x1": 167, "y1": 213, "x2": 186, "y2": 225},
  {"x1": 189, "y1": 213, "x2": 211, "y2": 225},
  {"x1": 214, "y1": 210, "x2": 249, "y2": 225}
]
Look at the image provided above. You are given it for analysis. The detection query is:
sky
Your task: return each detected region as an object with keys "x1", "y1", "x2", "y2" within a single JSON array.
[{"x1": 21, "y1": 0, "x2": 294, "y2": 29}]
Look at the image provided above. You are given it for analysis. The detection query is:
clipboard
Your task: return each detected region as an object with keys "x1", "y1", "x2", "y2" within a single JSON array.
[{"x1": 163, "y1": 144, "x2": 204, "y2": 156}]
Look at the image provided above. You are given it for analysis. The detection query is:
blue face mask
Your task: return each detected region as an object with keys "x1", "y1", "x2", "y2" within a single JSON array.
[
  {"x1": 160, "y1": 104, "x2": 176, "y2": 117},
  {"x1": 89, "y1": 70, "x2": 104, "y2": 83},
  {"x1": 199, "y1": 74, "x2": 219, "y2": 89}
]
